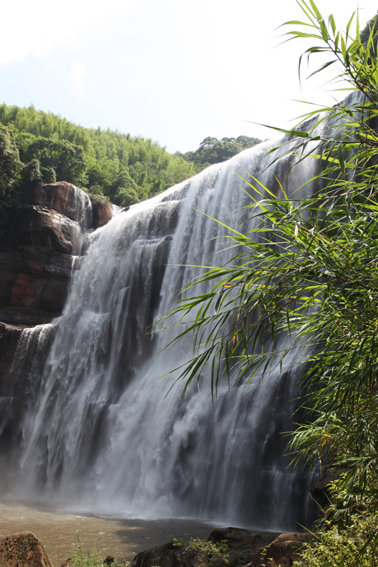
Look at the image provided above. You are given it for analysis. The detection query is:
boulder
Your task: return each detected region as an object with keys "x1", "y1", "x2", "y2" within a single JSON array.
[
  {"x1": 0, "y1": 531, "x2": 54, "y2": 567},
  {"x1": 248, "y1": 532, "x2": 310, "y2": 567},
  {"x1": 26, "y1": 181, "x2": 92, "y2": 226},
  {"x1": 132, "y1": 540, "x2": 204, "y2": 567},
  {"x1": 208, "y1": 526, "x2": 271, "y2": 554},
  {"x1": 91, "y1": 198, "x2": 114, "y2": 228}
]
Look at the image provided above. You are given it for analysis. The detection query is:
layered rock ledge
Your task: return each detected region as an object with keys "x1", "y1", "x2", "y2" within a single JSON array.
[{"x1": 0, "y1": 181, "x2": 113, "y2": 387}]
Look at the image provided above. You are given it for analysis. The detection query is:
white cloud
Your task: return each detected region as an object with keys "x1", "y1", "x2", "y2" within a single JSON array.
[{"x1": 0, "y1": 0, "x2": 136, "y2": 66}]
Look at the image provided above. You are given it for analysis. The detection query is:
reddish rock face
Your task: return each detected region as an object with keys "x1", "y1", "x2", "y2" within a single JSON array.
[
  {"x1": 249, "y1": 532, "x2": 310, "y2": 567},
  {"x1": 10, "y1": 273, "x2": 37, "y2": 307},
  {"x1": 26, "y1": 181, "x2": 92, "y2": 225},
  {"x1": 0, "y1": 246, "x2": 73, "y2": 324},
  {"x1": 91, "y1": 198, "x2": 113, "y2": 228},
  {"x1": 0, "y1": 531, "x2": 54, "y2": 567},
  {"x1": 0, "y1": 181, "x2": 115, "y2": 327}
]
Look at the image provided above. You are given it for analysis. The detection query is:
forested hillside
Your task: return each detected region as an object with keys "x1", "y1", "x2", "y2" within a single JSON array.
[
  {"x1": 0, "y1": 104, "x2": 197, "y2": 211},
  {"x1": 0, "y1": 104, "x2": 263, "y2": 237}
]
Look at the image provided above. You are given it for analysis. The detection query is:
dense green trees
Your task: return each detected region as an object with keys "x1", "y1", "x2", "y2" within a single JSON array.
[
  {"x1": 0, "y1": 104, "x2": 198, "y2": 208},
  {"x1": 0, "y1": 127, "x2": 22, "y2": 198},
  {"x1": 0, "y1": 127, "x2": 23, "y2": 229},
  {"x1": 178, "y1": 135, "x2": 261, "y2": 169}
]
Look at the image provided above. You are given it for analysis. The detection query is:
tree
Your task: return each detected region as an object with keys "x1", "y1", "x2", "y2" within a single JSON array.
[
  {"x1": 0, "y1": 128, "x2": 22, "y2": 234},
  {"x1": 21, "y1": 158, "x2": 42, "y2": 185},
  {"x1": 163, "y1": 0, "x2": 377, "y2": 526},
  {"x1": 200, "y1": 136, "x2": 218, "y2": 148},
  {"x1": 0, "y1": 128, "x2": 22, "y2": 198},
  {"x1": 181, "y1": 135, "x2": 261, "y2": 169},
  {"x1": 24, "y1": 138, "x2": 87, "y2": 186}
]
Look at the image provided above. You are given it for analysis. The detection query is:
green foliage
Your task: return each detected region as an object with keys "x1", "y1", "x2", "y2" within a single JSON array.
[
  {"x1": 23, "y1": 137, "x2": 88, "y2": 186},
  {"x1": 162, "y1": 0, "x2": 378, "y2": 529},
  {"x1": 69, "y1": 542, "x2": 130, "y2": 567},
  {"x1": 0, "y1": 126, "x2": 22, "y2": 198},
  {"x1": 0, "y1": 104, "x2": 198, "y2": 209},
  {"x1": 0, "y1": 126, "x2": 23, "y2": 233},
  {"x1": 69, "y1": 547, "x2": 105, "y2": 567},
  {"x1": 43, "y1": 166, "x2": 57, "y2": 183},
  {"x1": 292, "y1": 512, "x2": 377, "y2": 567},
  {"x1": 222, "y1": 545, "x2": 255, "y2": 567},
  {"x1": 179, "y1": 136, "x2": 261, "y2": 170},
  {"x1": 185, "y1": 537, "x2": 257, "y2": 567},
  {"x1": 187, "y1": 538, "x2": 229, "y2": 567},
  {"x1": 0, "y1": 105, "x2": 260, "y2": 229},
  {"x1": 21, "y1": 158, "x2": 43, "y2": 185}
]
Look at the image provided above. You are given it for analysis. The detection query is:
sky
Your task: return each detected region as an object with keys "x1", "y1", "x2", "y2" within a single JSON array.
[{"x1": 0, "y1": 0, "x2": 377, "y2": 153}]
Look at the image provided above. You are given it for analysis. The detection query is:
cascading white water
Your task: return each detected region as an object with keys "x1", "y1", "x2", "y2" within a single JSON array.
[{"x1": 1, "y1": 138, "x2": 322, "y2": 530}]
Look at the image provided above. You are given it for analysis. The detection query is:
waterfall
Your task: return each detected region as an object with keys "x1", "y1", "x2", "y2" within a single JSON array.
[{"x1": 1, "y1": 138, "x2": 321, "y2": 531}]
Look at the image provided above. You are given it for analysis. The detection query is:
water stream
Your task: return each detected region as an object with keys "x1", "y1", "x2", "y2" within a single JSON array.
[{"x1": 1, "y1": 137, "x2": 322, "y2": 531}]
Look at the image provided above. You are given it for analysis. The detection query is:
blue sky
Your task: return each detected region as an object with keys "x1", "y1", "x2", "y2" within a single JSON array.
[{"x1": 1, "y1": 0, "x2": 376, "y2": 152}]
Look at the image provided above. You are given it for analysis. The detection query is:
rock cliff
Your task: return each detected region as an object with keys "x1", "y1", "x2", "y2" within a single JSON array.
[{"x1": 0, "y1": 181, "x2": 113, "y2": 390}]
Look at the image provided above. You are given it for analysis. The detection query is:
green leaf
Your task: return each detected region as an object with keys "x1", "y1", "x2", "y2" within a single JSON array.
[
  {"x1": 307, "y1": 59, "x2": 336, "y2": 79},
  {"x1": 329, "y1": 14, "x2": 336, "y2": 35},
  {"x1": 308, "y1": 0, "x2": 323, "y2": 22}
]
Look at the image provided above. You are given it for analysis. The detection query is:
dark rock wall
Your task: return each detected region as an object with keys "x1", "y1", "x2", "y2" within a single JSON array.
[
  {"x1": 0, "y1": 181, "x2": 113, "y2": 392},
  {"x1": 0, "y1": 323, "x2": 23, "y2": 397}
]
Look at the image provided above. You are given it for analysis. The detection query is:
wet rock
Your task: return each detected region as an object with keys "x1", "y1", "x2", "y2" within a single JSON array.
[
  {"x1": 0, "y1": 181, "x2": 115, "y2": 328},
  {"x1": 0, "y1": 531, "x2": 54, "y2": 567},
  {"x1": 26, "y1": 181, "x2": 92, "y2": 226},
  {"x1": 0, "y1": 322, "x2": 23, "y2": 396},
  {"x1": 12, "y1": 205, "x2": 80, "y2": 254},
  {"x1": 248, "y1": 532, "x2": 310, "y2": 567},
  {"x1": 0, "y1": 245, "x2": 73, "y2": 324},
  {"x1": 91, "y1": 197, "x2": 113, "y2": 228},
  {"x1": 0, "y1": 180, "x2": 114, "y2": 392}
]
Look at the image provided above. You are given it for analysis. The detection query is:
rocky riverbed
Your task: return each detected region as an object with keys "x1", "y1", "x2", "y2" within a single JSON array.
[{"x1": 0, "y1": 502, "x2": 218, "y2": 565}]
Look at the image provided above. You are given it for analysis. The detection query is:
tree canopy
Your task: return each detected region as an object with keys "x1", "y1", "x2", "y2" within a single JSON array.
[
  {"x1": 177, "y1": 135, "x2": 261, "y2": 169},
  {"x1": 0, "y1": 104, "x2": 198, "y2": 208}
]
